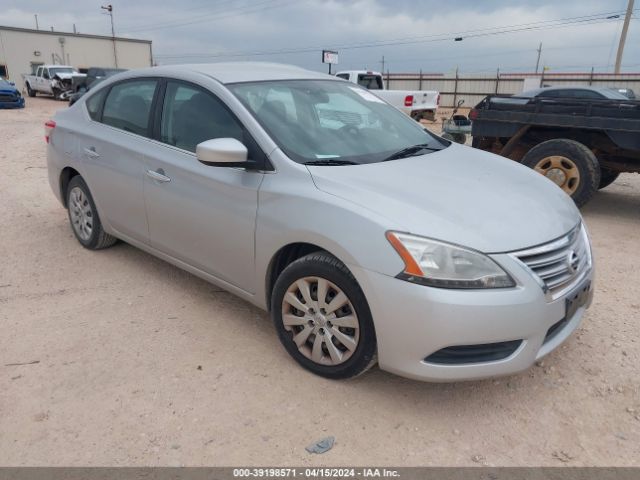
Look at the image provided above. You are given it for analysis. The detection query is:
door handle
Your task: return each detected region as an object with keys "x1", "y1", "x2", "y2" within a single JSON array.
[
  {"x1": 146, "y1": 168, "x2": 171, "y2": 183},
  {"x1": 83, "y1": 147, "x2": 100, "y2": 158}
]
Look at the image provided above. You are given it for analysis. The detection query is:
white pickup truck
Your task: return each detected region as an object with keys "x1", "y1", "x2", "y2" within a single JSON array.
[
  {"x1": 336, "y1": 70, "x2": 439, "y2": 121},
  {"x1": 22, "y1": 65, "x2": 85, "y2": 100}
]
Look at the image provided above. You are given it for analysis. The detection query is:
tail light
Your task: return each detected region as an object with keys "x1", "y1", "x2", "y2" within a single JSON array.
[
  {"x1": 468, "y1": 109, "x2": 479, "y2": 120},
  {"x1": 436, "y1": 94, "x2": 441, "y2": 106},
  {"x1": 44, "y1": 120, "x2": 56, "y2": 144},
  {"x1": 404, "y1": 95, "x2": 414, "y2": 107}
]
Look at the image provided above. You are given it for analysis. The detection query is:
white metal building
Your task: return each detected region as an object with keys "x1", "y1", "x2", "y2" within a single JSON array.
[{"x1": 0, "y1": 25, "x2": 152, "y2": 89}]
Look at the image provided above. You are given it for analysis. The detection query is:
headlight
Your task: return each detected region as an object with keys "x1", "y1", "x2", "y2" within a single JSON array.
[{"x1": 386, "y1": 231, "x2": 515, "y2": 289}]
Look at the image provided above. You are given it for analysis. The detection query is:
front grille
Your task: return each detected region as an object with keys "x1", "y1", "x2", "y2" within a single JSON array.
[
  {"x1": 0, "y1": 93, "x2": 17, "y2": 102},
  {"x1": 511, "y1": 223, "x2": 591, "y2": 300},
  {"x1": 424, "y1": 340, "x2": 522, "y2": 365}
]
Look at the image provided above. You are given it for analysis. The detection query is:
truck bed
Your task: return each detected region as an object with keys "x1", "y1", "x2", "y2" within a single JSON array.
[{"x1": 471, "y1": 95, "x2": 640, "y2": 151}]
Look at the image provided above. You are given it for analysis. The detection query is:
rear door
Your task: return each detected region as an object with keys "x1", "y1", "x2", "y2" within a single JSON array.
[
  {"x1": 76, "y1": 78, "x2": 159, "y2": 243},
  {"x1": 142, "y1": 79, "x2": 264, "y2": 291}
]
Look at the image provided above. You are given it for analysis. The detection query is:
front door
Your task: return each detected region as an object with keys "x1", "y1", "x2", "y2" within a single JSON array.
[{"x1": 143, "y1": 80, "x2": 263, "y2": 292}]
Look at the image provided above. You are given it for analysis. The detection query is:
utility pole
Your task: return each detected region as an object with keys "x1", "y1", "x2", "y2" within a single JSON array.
[
  {"x1": 34, "y1": 14, "x2": 39, "y2": 30},
  {"x1": 614, "y1": 0, "x2": 634, "y2": 73},
  {"x1": 535, "y1": 42, "x2": 542, "y2": 73},
  {"x1": 101, "y1": 4, "x2": 118, "y2": 68},
  {"x1": 380, "y1": 56, "x2": 385, "y2": 74}
]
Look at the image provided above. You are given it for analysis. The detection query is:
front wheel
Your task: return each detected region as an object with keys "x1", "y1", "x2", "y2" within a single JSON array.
[
  {"x1": 66, "y1": 176, "x2": 118, "y2": 250},
  {"x1": 521, "y1": 139, "x2": 600, "y2": 207},
  {"x1": 271, "y1": 252, "x2": 377, "y2": 379}
]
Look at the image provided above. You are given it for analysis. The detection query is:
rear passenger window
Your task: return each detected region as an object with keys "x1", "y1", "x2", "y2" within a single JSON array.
[
  {"x1": 102, "y1": 79, "x2": 157, "y2": 136},
  {"x1": 160, "y1": 82, "x2": 243, "y2": 153},
  {"x1": 570, "y1": 90, "x2": 603, "y2": 99},
  {"x1": 85, "y1": 88, "x2": 106, "y2": 121}
]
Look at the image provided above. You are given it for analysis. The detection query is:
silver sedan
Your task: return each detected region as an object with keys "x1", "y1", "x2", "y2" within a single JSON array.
[{"x1": 46, "y1": 63, "x2": 594, "y2": 381}]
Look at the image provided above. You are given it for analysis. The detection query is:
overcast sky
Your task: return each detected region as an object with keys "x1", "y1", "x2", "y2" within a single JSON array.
[{"x1": 1, "y1": 0, "x2": 638, "y2": 74}]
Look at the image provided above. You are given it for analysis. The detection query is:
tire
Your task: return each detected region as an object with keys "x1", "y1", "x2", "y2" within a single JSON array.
[
  {"x1": 66, "y1": 176, "x2": 117, "y2": 250},
  {"x1": 26, "y1": 83, "x2": 36, "y2": 97},
  {"x1": 52, "y1": 88, "x2": 62, "y2": 100},
  {"x1": 271, "y1": 252, "x2": 377, "y2": 379},
  {"x1": 451, "y1": 133, "x2": 467, "y2": 144},
  {"x1": 441, "y1": 133, "x2": 454, "y2": 141},
  {"x1": 521, "y1": 139, "x2": 600, "y2": 207},
  {"x1": 598, "y1": 169, "x2": 620, "y2": 190}
]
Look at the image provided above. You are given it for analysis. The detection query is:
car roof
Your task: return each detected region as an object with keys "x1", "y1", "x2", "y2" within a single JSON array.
[
  {"x1": 336, "y1": 70, "x2": 383, "y2": 75},
  {"x1": 129, "y1": 62, "x2": 334, "y2": 84},
  {"x1": 519, "y1": 85, "x2": 628, "y2": 99}
]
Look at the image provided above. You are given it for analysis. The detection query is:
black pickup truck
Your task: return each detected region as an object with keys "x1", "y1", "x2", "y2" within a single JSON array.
[{"x1": 470, "y1": 94, "x2": 640, "y2": 206}]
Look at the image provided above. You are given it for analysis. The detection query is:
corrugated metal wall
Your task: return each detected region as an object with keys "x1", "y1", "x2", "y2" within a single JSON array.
[{"x1": 386, "y1": 72, "x2": 640, "y2": 107}]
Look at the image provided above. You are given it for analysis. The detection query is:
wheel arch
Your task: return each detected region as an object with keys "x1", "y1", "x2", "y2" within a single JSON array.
[
  {"x1": 265, "y1": 242, "x2": 351, "y2": 311},
  {"x1": 60, "y1": 166, "x2": 81, "y2": 208},
  {"x1": 508, "y1": 128, "x2": 611, "y2": 162}
]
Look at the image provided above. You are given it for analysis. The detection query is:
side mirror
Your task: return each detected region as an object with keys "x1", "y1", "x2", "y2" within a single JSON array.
[{"x1": 196, "y1": 138, "x2": 248, "y2": 167}]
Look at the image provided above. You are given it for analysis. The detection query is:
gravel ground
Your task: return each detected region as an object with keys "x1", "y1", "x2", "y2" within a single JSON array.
[{"x1": 1, "y1": 97, "x2": 639, "y2": 467}]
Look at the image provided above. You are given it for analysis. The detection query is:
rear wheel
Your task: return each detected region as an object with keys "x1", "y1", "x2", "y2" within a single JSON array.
[
  {"x1": 598, "y1": 169, "x2": 620, "y2": 190},
  {"x1": 271, "y1": 252, "x2": 377, "y2": 379},
  {"x1": 66, "y1": 176, "x2": 117, "y2": 250},
  {"x1": 521, "y1": 139, "x2": 600, "y2": 207},
  {"x1": 26, "y1": 83, "x2": 36, "y2": 97}
]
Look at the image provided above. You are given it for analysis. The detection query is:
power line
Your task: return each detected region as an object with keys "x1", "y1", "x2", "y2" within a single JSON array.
[
  {"x1": 154, "y1": 10, "x2": 635, "y2": 60},
  {"x1": 343, "y1": 43, "x2": 618, "y2": 70},
  {"x1": 117, "y1": 0, "x2": 243, "y2": 29},
  {"x1": 120, "y1": 0, "x2": 295, "y2": 34}
]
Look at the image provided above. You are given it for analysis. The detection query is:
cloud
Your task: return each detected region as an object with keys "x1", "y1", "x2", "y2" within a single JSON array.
[{"x1": 1, "y1": 0, "x2": 637, "y2": 73}]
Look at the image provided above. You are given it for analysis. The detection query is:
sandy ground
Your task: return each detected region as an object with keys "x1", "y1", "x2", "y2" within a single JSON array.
[{"x1": 1, "y1": 97, "x2": 639, "y2": 467}]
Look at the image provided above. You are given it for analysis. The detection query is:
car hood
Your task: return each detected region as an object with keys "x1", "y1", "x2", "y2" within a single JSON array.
[
  {"x1": 0, "y1": 82, "x2": 18, "y2": 94},
  {"x1": 54, "y1": 73, "x2": 84, "y2": 80},
  {"x1": 307, "y1": 143, "x2": 580, "y2": 253}
]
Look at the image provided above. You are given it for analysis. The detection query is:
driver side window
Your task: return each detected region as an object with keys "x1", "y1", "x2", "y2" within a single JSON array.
[{"x1": 160, "y1": 82, "x2": 244, "y2": 153}]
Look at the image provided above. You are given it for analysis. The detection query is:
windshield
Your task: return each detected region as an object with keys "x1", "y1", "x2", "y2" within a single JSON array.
[
  {"x1": 228, "y1": 80, "x2": 446, "y2": 165},
  {"x1": 49, "y1": 67, "x2": 76, "y2": 76}
]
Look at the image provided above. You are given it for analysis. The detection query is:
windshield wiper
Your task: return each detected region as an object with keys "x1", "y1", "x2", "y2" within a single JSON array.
[
  {"x1": 382, "y1": 143, "x2": 442, "y2": 162},
  {"x1": 304, "y1": 159, "x2": 358, "y2": 166}
]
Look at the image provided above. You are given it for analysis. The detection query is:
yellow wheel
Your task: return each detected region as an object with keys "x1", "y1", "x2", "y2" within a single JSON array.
[
  {"x1": 521, "y1": 139, "x2": 600, "y2": 207},
  {"x1": 533, "y1": 155, "x2": 580, "y2": 195}
]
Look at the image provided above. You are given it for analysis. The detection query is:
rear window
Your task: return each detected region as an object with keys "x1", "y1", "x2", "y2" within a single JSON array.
[
  {"x1": 101, "y1": 79, "x2": 157, "y2": 136},
  {"x1": 357, "y1": 74, "x2": 383, "y2": 90}
]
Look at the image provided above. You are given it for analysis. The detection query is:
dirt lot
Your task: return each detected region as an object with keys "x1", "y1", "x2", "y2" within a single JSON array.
[{"x1": 1, "y1": 97, "x2": 639, "y2": 466}]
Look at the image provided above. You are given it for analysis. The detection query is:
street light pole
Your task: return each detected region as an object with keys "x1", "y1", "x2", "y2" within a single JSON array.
[
  {"x1": 614, "y1": 0, "x2": 634, "y2": 74},
  {"x1": 101, "y1": 4, "x2": 118, "y2": 68}
]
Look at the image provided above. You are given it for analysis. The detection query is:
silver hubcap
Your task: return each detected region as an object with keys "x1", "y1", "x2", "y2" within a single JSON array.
[
  {"x1": 281, "y1": 276, "x2": 359, "y2": 366},
  {"x1": 69, "y1": 186, "x2": 93, "y2": 241}
]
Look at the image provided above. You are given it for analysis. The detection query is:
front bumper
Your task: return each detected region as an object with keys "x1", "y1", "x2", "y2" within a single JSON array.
[
  {"x1": 0, "y1": 97, "x2": 25, "y2": 109},
  {"x1": 350, "y1": 254, "x2": 593, "y2": 382}
]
